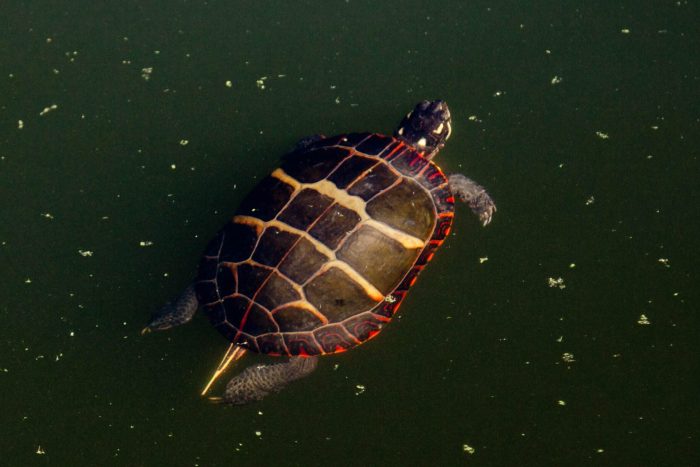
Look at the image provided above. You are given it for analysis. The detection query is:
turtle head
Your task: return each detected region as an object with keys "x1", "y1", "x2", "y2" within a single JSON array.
[{"x1": 394, "y1": 100, "x2": 452, "y2": 160}]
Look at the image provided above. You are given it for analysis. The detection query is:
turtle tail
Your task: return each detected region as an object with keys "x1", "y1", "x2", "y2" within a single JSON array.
[{"x1": 222, "y1": 356, "x2": 319, "y2": 405}]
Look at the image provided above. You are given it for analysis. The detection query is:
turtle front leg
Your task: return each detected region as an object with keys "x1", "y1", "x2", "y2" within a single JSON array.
[
  {"x1": 221, "y1": 356, "x2": 318, "y2": 405},
  {"x1": 141, "y1": 284, "x2": 199, "y2": 334},
  {"x1": 448, "y1": 174, "x2": 497, "y2": 226}
]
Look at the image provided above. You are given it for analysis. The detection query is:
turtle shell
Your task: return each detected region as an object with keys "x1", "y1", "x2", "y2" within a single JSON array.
[{"x1": 195, "y1": 133, "x2": 455, "y2": 356}]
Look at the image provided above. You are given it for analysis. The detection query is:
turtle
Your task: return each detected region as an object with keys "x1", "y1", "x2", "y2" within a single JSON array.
[{"x1": 142, "y1": 100, "x2": 496, "y2": 404}]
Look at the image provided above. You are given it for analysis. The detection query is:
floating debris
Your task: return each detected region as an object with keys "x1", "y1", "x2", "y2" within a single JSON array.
[
  {"x1": 492, "y1": 90, "x2": 505, "y2": 97},
  {"x1": 139, "y1": 241, "x2": 154, "y2": 247},
  {"x1": 354, "y1": 384, "x2": 366, "y2": 396},
  {"x1": 637, "y1": 314, "x2": 651, "y2": 325},
  {"x1": 548, "y1": 277, "x2": 566, "y2": 289},
  {"x1": 39, "y1": 104, "x2": 59, "y2": 116},
  {"x1": 462, "y1": 444, "x2": 475, "y2": 455},
  {"x1": 658, "y1": 258, "x2": 670, "y2": 268},
  {"x1": 550, "y1": 76, "x2": 562, "y2": 85},
  {"x1": 585, "y1": 196, "x2": 595, "y2": 206},
  {"x1": 141, "y1": 67, "x2": 153, "y2": 81},
  {"x1": 479, "y1": 257, "x2": 488, "y2": 264},
  {"x1": 78, "y1": 250, "x2": 94, "y2": 257},
  {"x1": 621, "y1": 28, "x2": 631, "y2": 34},
  {"x1": 561, "y1": 352, "x2": 575, "y2": 363},
  {"x1": 40, "y1": 212, "x2": 54, "y2": 219},
  {"x1": 595, "y1": 131, "x2": 610, "y2": 140},
  {"x1": 179, "y1": 139, "x2": 189, "y2": 146},
  {"x1": 557, "y1": 400, "x2": 567, "y2": 406},
  {"x1": 225, "y1": 80, "x2": 233, "y2": 88},
  {"x1": 18, "y1": 120, "x2": 24, "y2": 129}
]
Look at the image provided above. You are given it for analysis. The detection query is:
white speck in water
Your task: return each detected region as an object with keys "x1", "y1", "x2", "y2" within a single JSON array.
[
  {"x1": 595, "y1": 131, "x2": 610, "y2": 139},
  {"x1": 78, "y1": 250, "x2": 93, "y2": 257},
  {"x1": 462, "y1": 444, "x2": 475, "y2": 454},
  {"x1": 637, "y1": 314, "x2": 651, "y2": 325},
  {"x1": 585, "y1": 196, "x2": 595, "y2": 206},
  {"x1": 479, "y1": 257, "x2": 488, "y2": 264},
  {"x1": 39, "y1": 104, "x2": 58, "y2": 116},
  {"x1": 550, "y1": 75, "x2": 562, "y2": 85},
  {"x1": 657, "y1": 258, "x2": 670, "y2": 268},
  {"x1": 141, "y1": 67, "x2": 153, "y2": 81},
  {"x1": 354, "y1": 384, "x2": 366, "y2": 395},
  {"x1": 179, "y1": 139, "x2": 189, "y2": 146},
  {"x1": 548, "y1": 277, "x2": 566, "y2": 289},
  {"x1": 561, "y1": 352, "x2": 575, "y2": 363},
  {"x1": 225, "y1": 80, "x2": 233, "y2": 88},
  {"x1": 139, "y1": 241, "x2": 154, "y2": 247},
  {"x1": 18, "y1": 120, "x2": 24, "y2": 129}
]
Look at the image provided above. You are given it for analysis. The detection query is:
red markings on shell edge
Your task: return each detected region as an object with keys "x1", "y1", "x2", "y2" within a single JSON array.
[
  {"x1": 314, "y1": 324, "x2": 359, "y2": 354},
  {"x1": 343, "y1": 313, "x2": 387, "y2": 342},
  {"x1": 389, "y1": 149, "x2": 430, "y2": 178},
  {"x1": 284, "y1": 333, "x2": 322, "y2": 356},
  {"x1": 432, "y1": 215, "x2": 453, "y2": 241}
]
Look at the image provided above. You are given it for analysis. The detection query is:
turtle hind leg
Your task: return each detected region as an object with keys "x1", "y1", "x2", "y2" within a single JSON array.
[
  {"x1": 221, "y1": 356, "x2": 319, "y2": 405},
  {"x1": 448, "y1": 173, "x2": 497, "y2": 226},
  {"x1": 141, "y1": 284, "x2": 199, "y2": 334}
]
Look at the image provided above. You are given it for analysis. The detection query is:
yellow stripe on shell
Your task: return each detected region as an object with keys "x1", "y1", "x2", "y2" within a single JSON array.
[
  {"x1": 270, "y1": 168, "x2": 425, "y2": 250},
  {"x1": 232, "y1": 215, "x2": 383, "y2": 304}
]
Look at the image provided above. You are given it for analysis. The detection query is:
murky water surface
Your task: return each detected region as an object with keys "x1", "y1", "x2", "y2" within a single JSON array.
[{"x1": 1, "y1": 1, "x2": 698, "y2": 465}]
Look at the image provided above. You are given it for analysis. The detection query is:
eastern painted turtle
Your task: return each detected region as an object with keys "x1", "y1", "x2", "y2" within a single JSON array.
[{"x1": 143, "y1": 100, "x2": 496, "y2": 404}]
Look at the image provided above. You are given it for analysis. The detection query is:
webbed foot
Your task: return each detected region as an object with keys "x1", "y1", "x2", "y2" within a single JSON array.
[
  {"x1": 222, "y1": 356, "x2": 318, "y2": 405},
  {"x1": 142, "y1": 284, "x2": 199, "y2": 334},
  {"x1": 448, "y1": 173, "x2": 497, "y2": 226}
]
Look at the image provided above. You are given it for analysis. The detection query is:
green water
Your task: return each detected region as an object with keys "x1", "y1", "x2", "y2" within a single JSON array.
[{"x1": 1, "y1": 1, "x2": 698, "y2": 466}]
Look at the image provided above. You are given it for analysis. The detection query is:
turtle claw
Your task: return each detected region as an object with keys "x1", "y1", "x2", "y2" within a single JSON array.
[
  {"x1": 480, "y1": 203, "x2": 497, "y2": 226},
  {"x1": 447, "y1": 173, "x2": 496, "y2": 226}
]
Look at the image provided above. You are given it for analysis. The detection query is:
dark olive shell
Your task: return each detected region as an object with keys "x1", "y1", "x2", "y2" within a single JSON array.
[{"x1": 196, "y1": 133, "x2": 454, "y2": 356}]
